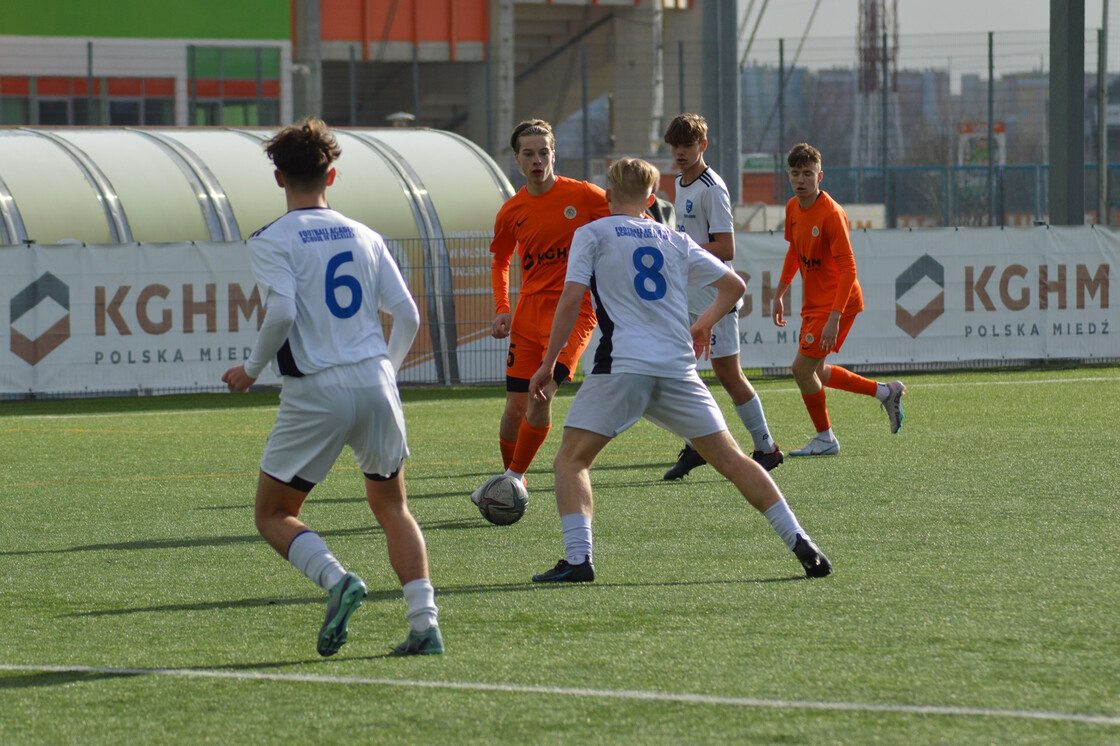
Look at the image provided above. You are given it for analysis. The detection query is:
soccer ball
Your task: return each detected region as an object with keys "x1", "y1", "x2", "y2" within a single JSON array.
[{"x1": 472, "y1": 475, "x2": 529, "y2": 525}]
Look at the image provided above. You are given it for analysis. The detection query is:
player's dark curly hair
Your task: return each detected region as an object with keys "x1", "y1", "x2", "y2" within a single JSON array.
[
  {"x1": 510, "y1": 119, "x2": 554, "y2": 152},
  {"x1": 264, "y1": 117, "x2": 341, "y2": 185}
]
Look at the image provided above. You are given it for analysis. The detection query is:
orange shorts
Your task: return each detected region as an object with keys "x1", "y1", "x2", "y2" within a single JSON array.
[
  {"x1": 506, "y1": 291, "x2": 596, "y2": 390},
  {"x1": 798, "y1": 311, "x2": 858, "y2": 359}
]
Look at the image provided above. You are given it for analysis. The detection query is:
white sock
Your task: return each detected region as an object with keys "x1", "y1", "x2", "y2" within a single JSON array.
[
  {"x1": 402, "y1": 578, "x2": 439, "y2": 633},
  {"x1": 560, "y1": 513, "x2": 593, "y2": 565},
  {"x1": 875, "y1": 382, "x2": 889, "y2": 401},
  {"x1": 735, "y1": 397, "x2": 774, "y2": 453},
  {"x1": 762, "y1": 499, "x2": 805, "y2": 551},
  {"x1": 504, "y1": 468, "x2": 524, "y2": 481},
  {"x1": 816, "y1": 428, "x2": 837, "y2": 442},
  {"x1": 287, "y1": 530, "x2": 347, "y2": 591}
]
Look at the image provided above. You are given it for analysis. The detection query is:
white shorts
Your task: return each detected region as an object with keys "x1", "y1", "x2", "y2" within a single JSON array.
[
  {"x1": 690, "y1": 311, "x2": 740, "y2": 360},
  {"x1": 261, "y1": 357, "x2": 409, "y2": 485},
  {"x1": 563, "y1": 371, "x2": 728, "y2": 440}
]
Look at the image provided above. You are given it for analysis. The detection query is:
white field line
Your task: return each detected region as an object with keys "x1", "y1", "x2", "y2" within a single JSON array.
[
  {"x1": 1, "y1": 663, "x2": 1117, "y2": 727},
  {"x1": 7, "y1": 375, "x2": 1119, "y2": 421}
]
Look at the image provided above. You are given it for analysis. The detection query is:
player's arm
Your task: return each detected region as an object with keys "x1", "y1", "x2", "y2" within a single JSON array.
[
  {"x1": 700, "y1": 232, "x2": 735, "y2": 261},
  {"x1": 772, "y1": 248, "x2": 799, "y2": 327},
  {"x1": 820, "y1": 215, "x2": 857, "y2": 350},
  {"x1": 489, "y1": 213, "x2": 516, "y2": 338},
  {"x1": 378, "y1": 255, "x2": 421, "y2": 373},
  {"x1": 528, "y1": 280, "x2": 587, "y2": 401},
  {"x1": 692, "y1": 271, "x2": 746, "y2": 360},
  {"x1": 223, "y1": 289, "x2": 295, "y2": 392}
]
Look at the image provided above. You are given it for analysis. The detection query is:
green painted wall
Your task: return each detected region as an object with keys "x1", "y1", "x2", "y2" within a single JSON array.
[{"x1": 0, "y1": 0, "x2": 289, "y2": 41}]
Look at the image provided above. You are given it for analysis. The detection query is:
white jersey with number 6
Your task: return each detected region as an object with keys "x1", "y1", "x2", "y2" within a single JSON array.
[
  {"x1": 249, "y1": 207, "x2": 411, "y2": 377},
  {"x1": 566, "y1": 215, "x2": 728, "y2": 378}
]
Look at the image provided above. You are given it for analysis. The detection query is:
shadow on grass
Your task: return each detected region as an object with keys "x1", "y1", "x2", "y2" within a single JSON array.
[
  {"x1": 0, "y1": 670, "x2": 143, "y2": 689},
  {"x1": 0, "y1": 519, "x2": 487, "y2": 557},
  {"x1": 64, "y1": 574, "x2": 805, "y2": 619}
]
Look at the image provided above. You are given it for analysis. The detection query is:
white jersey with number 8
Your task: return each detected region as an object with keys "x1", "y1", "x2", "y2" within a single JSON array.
[{"x1": 565, "y1": 214, "x2": 728, "y2": 378}]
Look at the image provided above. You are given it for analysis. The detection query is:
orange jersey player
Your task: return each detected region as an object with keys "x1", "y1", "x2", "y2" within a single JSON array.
[
  {"x1": 474, "y1": 119, "x2": 609, "y2": 501},
  {"x1": 772, "y1": 142, "x2": 906, "y2": 457}
]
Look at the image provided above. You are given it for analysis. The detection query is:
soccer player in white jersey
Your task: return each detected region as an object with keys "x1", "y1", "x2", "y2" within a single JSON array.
[
  {"x1": 221, "y1": 118, "x2": 443, "y2": 656},
  {"x1": 662, "y1": 114, "x2": 783, "y2": 481},
  {"x1": 527, "y1": 157, "x2": 831, "y2": 583}
]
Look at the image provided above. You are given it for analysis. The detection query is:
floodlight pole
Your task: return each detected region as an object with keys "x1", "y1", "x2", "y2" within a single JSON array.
[{"x1": 1049, "y1": 0, "x2": 1085, "y2": 225}]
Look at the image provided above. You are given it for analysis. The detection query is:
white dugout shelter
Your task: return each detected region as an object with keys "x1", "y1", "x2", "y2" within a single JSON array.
[{"x1": 0, "y1": 127, "x2": 515, "y2": 395}]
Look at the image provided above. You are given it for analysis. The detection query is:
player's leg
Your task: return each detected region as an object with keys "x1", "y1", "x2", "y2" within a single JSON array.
[
  {"x1": 255, "y1": 476, "x2": 367, "y2": 657},
  {"x1": 258, "y1": 380, "x2": 367, "y2": 656},
  {"x1": 499, "y1": 391, "x2": 527, "y2": 468},
  {"x1": 533, "y1": 374, "x2": 647, "y2": 583},
  {"x1": 531, "y1": 427, "x2": 608, "y2": 583},
  {"x1": 498, "y1": 304, "x2": 541, "y2": 470},
  {"x1": 347, "y1": 361, "x2": 442, "y2": 655},
  {"x1": 508, "y1": 302, "x2": 595, "y2": 480},
  {"x1": 710, "y1": 350, "x2": 782, "y2": 471},
  {"x1": 651, "y1": 376, "x2": 831, "y2": 578},
  {"x1": 691, "y1": 431, "x2": 831, "y2": 577},
  {"x1": 502, "y1": 298, "x2": 556, "y2": 480},
  {"x1": 789, "y1": 319, "x2": 840, "y2": 456},
  {"x1": 664, "y1": 314, "x2": 710, "y2": 481},
  {"x1": 365, "y1": 470, "x2": 443, "y2": 655},
  {"x1": 815, "y1": 311, "x2": 906, "y2": 433},
  {"x1": 507, "y1": 374, "x2": 556, "y2": 479}
]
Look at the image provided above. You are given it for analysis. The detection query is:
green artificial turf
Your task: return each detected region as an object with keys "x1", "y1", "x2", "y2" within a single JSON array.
[{"x1": 1, "y1": 366, "x2": 1117, "y2": 744}]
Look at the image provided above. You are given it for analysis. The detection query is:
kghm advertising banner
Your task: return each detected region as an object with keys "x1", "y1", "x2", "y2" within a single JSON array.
[
  {"x1": 3, "y1": 227, "x2": 1116, "y2": 397},
  {"x1": 725, "y1": 225, "x2": 1116, "y2": 369},
  {"x1": 3, "y1": 242, "x2": 273, "y2": 396}
]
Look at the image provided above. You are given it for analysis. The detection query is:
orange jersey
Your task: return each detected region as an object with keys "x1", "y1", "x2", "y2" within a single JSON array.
[
  {"x1": 490, "y1": 176, "x2": 610, "y2": 314},
  {"x1": 782, "y1": 190, "x2": 864, "y2": 317}
]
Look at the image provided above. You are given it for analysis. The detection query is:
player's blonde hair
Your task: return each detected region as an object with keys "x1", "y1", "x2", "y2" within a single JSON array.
[
  {"x1": 607, "y1": 157, "x2": 659, "y2": 202},
  {"x1": 510, "y1": 119, "x2": 555, "y2": 152},
  {"x1": 787, "y1": 142, "x2": 822, "y2": 169},
  {"x1": 663, "y1": 113, "x2": 708, "y2": 147},
  {"x1": 264, "y1": 117, "x2": 341, "y2": 187}
]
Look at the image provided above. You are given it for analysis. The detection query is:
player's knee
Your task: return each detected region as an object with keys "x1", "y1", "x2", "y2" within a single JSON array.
[{"x1": 790, "y1": 356, "x2": 818, "y2": 381}]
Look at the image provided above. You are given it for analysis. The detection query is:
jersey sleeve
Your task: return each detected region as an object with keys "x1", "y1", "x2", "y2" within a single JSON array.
[
  {"x1": 584, "y1": 182, "x2": 611, "y2": 220},
  {"x1": 706, "y1": 180, "x2": 735, "y2": 235},
  {"x1": 374, "y1": 236, "x2": 414, "y2": 314},
  {"x1": 780, "y1": 246, "x2": 799, "y2": 285},
  {"x1": 825, "y1": 210, "x2": 857, "y2": 312},
  {"x1": 565, "y1": 224, "x2": 596, "y2": 287},
  {"x1": 248, "y1": 234, "x2": 296, "y2": 300},
  {"x1": 685, "y1": 235, "x2": 729, "y2": 288},
  {"x1": 489, "y1": 204, "x2": 517, "y2": 315}
]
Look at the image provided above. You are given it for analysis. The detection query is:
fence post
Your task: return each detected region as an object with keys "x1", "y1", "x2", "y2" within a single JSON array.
[
  {"x1": 581, "y1": 44, "x2": 589, "y2": 181},
  {"x1": 1098, "y1": 20, "x2": 1109, "y2": 224}
]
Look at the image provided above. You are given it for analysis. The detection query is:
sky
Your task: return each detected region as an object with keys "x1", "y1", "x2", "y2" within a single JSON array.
[
  {"x1": 746, "y1": 1, "x2": 1107, "y2": 39},
  {"x1": 740, "y1": 1, "x2": 1113, "y2": 76}
]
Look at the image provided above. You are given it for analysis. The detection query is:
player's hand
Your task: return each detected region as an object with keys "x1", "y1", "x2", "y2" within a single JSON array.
[
  {"x1": 772, "y1": 297, "x2": 786, "y2": 327},
  {"x1": 690, "y1": 324, "x2": 713, "y2": 361},
  {"x1": 820, "y1": 315, "x2": 840, "y2": 352},
  {"x1": 222, "y1": 365, "x2": 256, "y2": 393},
  {"x1": 528, "y1": 363, "x2": 553, "y2": 401},
  {"x1": 491, "y1": 312, "x2": 512, "y2": 339}
]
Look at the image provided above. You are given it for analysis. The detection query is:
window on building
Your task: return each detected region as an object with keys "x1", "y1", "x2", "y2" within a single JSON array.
[{"x1": 1, "y1": 98, "x2": 29, "y2": 125}]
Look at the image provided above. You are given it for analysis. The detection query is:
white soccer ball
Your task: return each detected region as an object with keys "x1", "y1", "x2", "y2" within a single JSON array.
[{"x1": 472, "y1": 475, "x2": 529, "y2": 525}]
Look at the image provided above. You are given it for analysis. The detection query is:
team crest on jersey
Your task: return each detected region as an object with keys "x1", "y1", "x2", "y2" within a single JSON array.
[
  {"x1": 685, "y1": 199, "x2": 694, "y2": 214},
  {"x1": 564, "y1": 206, "x2": 577, "y2": 219},
  {"x1": 812, "y1": 226, "x2": 820, "y2": 237},
  {"x1": 804, "y1": 332, "x2": 815, "y2": 344}
]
